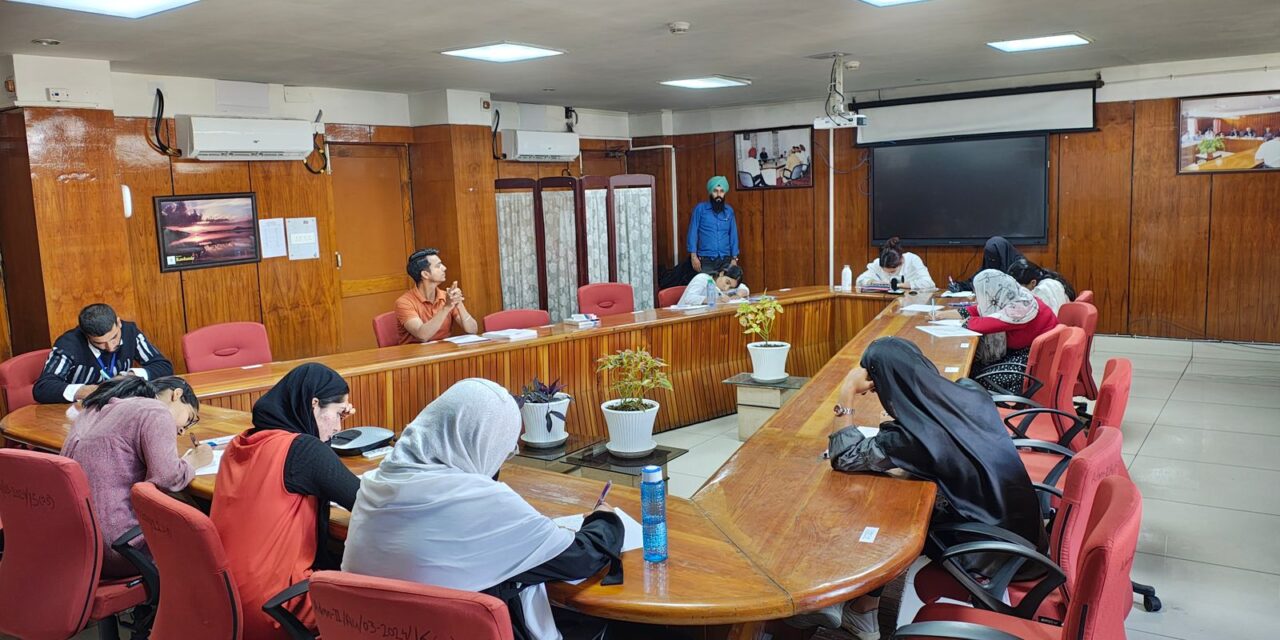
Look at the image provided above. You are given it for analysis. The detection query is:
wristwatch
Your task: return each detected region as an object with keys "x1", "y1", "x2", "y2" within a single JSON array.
[{"x1": 833, "y1": 404, "x2": 854, "y2": 417}]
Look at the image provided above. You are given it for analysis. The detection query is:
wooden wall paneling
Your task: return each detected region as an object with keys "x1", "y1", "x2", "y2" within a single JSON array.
[
  {"x1": 170, "y1": 159, "x2": 263, "y2": 330},
  {"x1": 628, "y1": 136, "x2": 674, "y2": 271},
  {"x1": 761, "y1": 187, "x2": 816, "y2": 290},
  {"x1": 114, "y1": 117, "x2": 188, "y2": 372},
  {"x1": 675, "y1": 134, "x2": 717, "y2": 267},
  {"x1": 0, "y1": 108, "x2": 48, "y2": 354},
  {"x1": 448, "y1": 125, "x2": 502, "y2": 321},
  {"x1": 324, "y1": 124, "x2": 373, "y2": 144},
  {"x1": 580, "y1": 138, "x2": 629, "y2": 178},
  {"x1": 409, "y1": 125, "x2": 460, "y2": 257},
  {"x1": 713, "y1": 133, "x2": 763, "y2": 281},
  {"x1": 1206, "y1": 172, "x2": 1280, "y2": 343},
  {"x1": 0, "y1": 253, "x2": 9, "y2": 362},
  {"x1": 24, "y1": 108, "x2": 138, "y2": 337},
  {"x1": 1129, "y1": 99, "x2": 1212, "y2": 338},
  {"x1": 833, "y1": 129, "x2": 870, "y2": 283},
  {"x1": 1056, "y1": 101, "x2": 1134, "y2": 334},
  {"x1": 249, "y1": 161, "x2": 343, "y2": 360},
  {"x1": 371, "y1": 126, "x2": 414, "y2": 145},
  {"x1": 812, "y1": 129, "x2": 832, "y2": 285}
]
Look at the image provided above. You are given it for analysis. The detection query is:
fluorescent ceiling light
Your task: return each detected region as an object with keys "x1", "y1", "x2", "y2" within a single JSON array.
[
  {"x1": 858, "y1": 0, "x2": 930, "y2": 6},
  {"x1": 660, "y1": 76, "x2": 751, "y2": 89},
  {"x1": 440, "y1": 42, "x2": 564, "y2": 63},
  {"x1": 988, "y1": 33, "x2": 1091, "y2": 53},
  {"x1": 7, "y1": 0, "x2": 199, "y2": 18}
]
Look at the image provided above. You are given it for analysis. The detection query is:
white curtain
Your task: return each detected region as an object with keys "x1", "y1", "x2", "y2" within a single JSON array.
[
  {"x1": 613, "y1": 187, "x2": 655, "y2": 311},
  {"x1": 583, "y1": 189, "x2": 611, "y2": 284},
  {"x1": 495, "y1": 192, "x2": 540, "y2": 311},
  {"x1": 541, "y1": 190, "x2": 579, "y2": 322}
]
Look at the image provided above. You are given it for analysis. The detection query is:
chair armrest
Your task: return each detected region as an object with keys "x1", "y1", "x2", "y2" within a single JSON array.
[
  {"x1": 893, "y1": 620, "x2": 1023, "y2": 640},
  {"x1": 928, "y1": 522, "x2": 1038, "y2": 551},
  {"x1": 988, "y1": 393, "x2": 1039, "y2": 412},
  {"x1": 1032, "y1": 482, "x2": 1065, "y2": 522},
  {"x1": 935, "y1": 542, "x2": 1067, "y2": 620},
  {"x1": 263, "y1": 580, "x2": 315, "y2": 640},
  {"x1": 111, "y1": 526, "x2": 159, "y2": 606},
  {"x1": 973, "y1": 370, "x2": 1043, "y2": 399},
  {"x1": 1003, "y1": 407, "x2": 1087, "y2": 443}
]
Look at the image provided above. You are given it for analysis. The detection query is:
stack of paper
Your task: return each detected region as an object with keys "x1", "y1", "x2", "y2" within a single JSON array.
[
  {"x1": 482, "y1": 328, "x2": 538, "y2": 341},
  {"x1": 940, "y1": 290, "x2": 975, "y2": 298},
  {"x1": 916, "y1": 325, "x2": 981, "y2": 338},
  {"x1": 668, "y1": 304, "x2": 706, "y2": 311},
  {"x1": 902, "y1": 304, "x2": 945, "y2": 313},
  {"x1": 444, "y1": 334, "x2": 488, "y2": 346}
]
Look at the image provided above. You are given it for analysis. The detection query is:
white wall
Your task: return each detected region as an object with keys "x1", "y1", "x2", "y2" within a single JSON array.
[
  {"x1": 1097, "y1": 53, "x2": 1280, "y2": 102},
  {"x1": 628, "y1": 110, "x2": 673, "y2": 139},
  {"x1": 11, "y1": 54, "x2": 114, "y2": 109},
  {"x1": 490, "y1": 100, "x2": 630, "y2": 139}
]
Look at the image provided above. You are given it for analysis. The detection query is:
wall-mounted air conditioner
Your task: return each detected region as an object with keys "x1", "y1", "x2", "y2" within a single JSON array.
[
  {"x1": 175, "y1": 115, "x2": 317, "y2": 161},
  {"x1": 501, "y1": 129, "x2": 580, "y2": 162}
]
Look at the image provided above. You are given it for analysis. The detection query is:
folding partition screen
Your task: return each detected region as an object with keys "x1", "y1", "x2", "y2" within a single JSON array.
[
  {"x1": 539, "y1": 177, "x2": 581, "y2": 322},
  {"x1": 609, "y1": 175, "x2": 657, "y2": 311},
  {"x1": 494, "y1": 179, "x2": 543, "y2": 311}
]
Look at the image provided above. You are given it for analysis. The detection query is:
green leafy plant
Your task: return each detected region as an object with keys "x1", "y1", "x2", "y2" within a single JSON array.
[
  {"x1": 596, "y1": 349, "x2": 672, "y2": 412},
  {"x1": 736, "y1": 294, "x2": 785, "y2": 346},
  {"x1": 512, "y1": 377, "x2": 568, "y2": 433},
  {"x1": 1197, "y1": 136, "x2": 1225, "y2": 156}
]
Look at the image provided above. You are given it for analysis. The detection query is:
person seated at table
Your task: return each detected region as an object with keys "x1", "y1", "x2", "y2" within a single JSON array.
[
  {"x1": 948, "y1": 236, "x2": 1026, "y2": 292},
  {"x1": 822, "y1": 337, "x2": 1046, "y2": 639},
  {"x1": 395, "y1": 248, "x2": 480, "y2": 344},
  {"x1": 342, "y1": 379, "x2": 626, "y2": 640},
  {"x1": 33, "y1": 303, "x2": 173, "y2": 404},
  {"x1": 962, "y1": 269, "x2": 1058, "y2": 392},
  {"x1": 1006, "y1": 258, "x2": 1075, "y2": 313},
  {"x1": 1244, "y1": 127, "x2": 1257, "y2": 138},
  {"x1": 211, "y1": 363, "x2": 358, "y2": 639},
  {"x1": 677, "y1": 264, "x2": 749, "y2": 306},
  {"x1": 60, "y1": 375, "x2": 209, "y2": 578},
  {"x1": 855, "y1": 236, "x2": 935, "y2": 291}
]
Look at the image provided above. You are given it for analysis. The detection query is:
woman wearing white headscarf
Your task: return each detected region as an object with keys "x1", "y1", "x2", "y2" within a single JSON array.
[
  {"x1": 962, "y1": 269, "x2": 1059, "y2": 392},
  {"x1": 341, "y1": 379, "x2": 624, "y2": 640}
]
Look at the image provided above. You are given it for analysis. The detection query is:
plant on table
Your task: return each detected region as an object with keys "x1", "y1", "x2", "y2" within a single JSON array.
[
  {"x1": 736, "y1": 293, "x2": 785, "y2": 346},
  {"x1": 1197, "y1": 136, "x2": 1225, "y2": 157},
  {"x1": 512, "y1": 377, "x2": 568, "y2": 433},
  {"x1": 596, "y1": 349, "x2": 672, "y2": 412}
]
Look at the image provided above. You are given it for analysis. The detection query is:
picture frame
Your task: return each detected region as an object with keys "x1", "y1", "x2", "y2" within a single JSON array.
[
  {"x1": 153, "y1": 192, "x2": 262, "y2": 272},
  {"x1": 1177, "y1": 90, "x2": 1280, "y2": 174},
  {"x1": 733, "y1": 126, "x2": 815, "y2": 190}
]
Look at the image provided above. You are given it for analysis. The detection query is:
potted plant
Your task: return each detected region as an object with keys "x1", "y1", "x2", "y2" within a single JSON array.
[
  {"x1": 736, "y1": 294, "x2": 790, "y2": 382},
  {"x1": 1197, "y1": 136, "x2": 1226, "y2": 161},
  {"x1": 596, "y1": 349, "x2": 672, "y2": 457},
  {"x1": 512, "y1": 377, "x2": 571, "y2": 447}
]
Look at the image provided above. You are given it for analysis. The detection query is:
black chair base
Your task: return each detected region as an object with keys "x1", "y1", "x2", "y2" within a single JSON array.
[{"x1": 1133, "y1": 580, "x2": 1162, "y2": 612}]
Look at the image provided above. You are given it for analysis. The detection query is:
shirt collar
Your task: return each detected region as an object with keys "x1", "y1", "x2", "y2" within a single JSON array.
[{"x1": 414, "y1": 285, "x2": 447, "y2": 306}]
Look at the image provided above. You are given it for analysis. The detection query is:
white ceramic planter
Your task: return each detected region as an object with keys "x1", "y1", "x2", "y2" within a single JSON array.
[
  {"x1": 600, "y1": 399, "x2": 660, "y2": 456},
  {"x1": 520, "y1": 394, "x2": 571, "y2": 445},
  {"x1": 747, "y1": 341, "x2": 791, "y2": 382}
]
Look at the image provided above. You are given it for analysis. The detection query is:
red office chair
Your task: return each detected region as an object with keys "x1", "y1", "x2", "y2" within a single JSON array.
[
  {"x1": 372, "y1": 311, "x2": 401, "y2": 348},
  {"x1": 1058, "y1": 301, "x2": 1099, "y2": 401},
  {"x1": 1074, "y1": 290, "x2": 1094, "y2": 305},
  {"x1": 978, "y1": 325, "x2": 1067, "y2": 407},
  {"x1": 1001, "y1": 327, "x2": 1087, "y2": 449},
  {"x1": 0, "y1": 348, "x2": 52, "y2": 412},
  {"x1": 484, "y1": 309, "x2": 551, "y2": 332},
  {"x1": 577, "y1": 283, "x2": 635, "y2": 317},
  {"x1": 303, "y1": 571, "x2": 514, "y2": 640},
  {"x1": 182, "y1": 322, "x2": 273, "y2": 373},
  {"x1": 0, "y1": 450, "x2": 156, "y2": 640},
  {"x1": 657, "y1": 286, "x2": 687, "y2": 307},
  {"x1": 897, "y1": 476, "x2": 1142, "y2": 640},
  {"x1": 1017, "y1": 358, "x2": 1133, "y2": 487}
]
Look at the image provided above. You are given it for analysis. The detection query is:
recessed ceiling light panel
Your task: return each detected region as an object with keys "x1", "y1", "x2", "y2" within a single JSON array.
[
  {"x1": 440, "y1": 42, "x2": 564, "y2": 63},
  {"x1": 858, "y1": 0, "x2": 930, "y2": 6},
  {"x1": 8, "y1": 0, "x2": 200, "y2": 19},
  {"x1": 988, "y1": 33, "x2": 1091, "y2": 52},
  {"x1": 31, "y1": 38, "x2": 62, "y2": 45},
  {"x1": 660, "y1": 75, "x2": 751, "y2": 89}
]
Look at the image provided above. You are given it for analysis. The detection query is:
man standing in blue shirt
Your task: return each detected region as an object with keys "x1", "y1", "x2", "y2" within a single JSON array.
[{"x1": 687, "y1": 175, "x2": 740, "y2": 275}]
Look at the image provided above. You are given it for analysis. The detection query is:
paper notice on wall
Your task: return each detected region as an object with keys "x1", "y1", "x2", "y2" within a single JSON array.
[
  {"x1": 285, "y1": 217, "x2": 320, "y2": 260},
  {"x1": 259, "y1": 218, "x2": 287, "y2": 258}
]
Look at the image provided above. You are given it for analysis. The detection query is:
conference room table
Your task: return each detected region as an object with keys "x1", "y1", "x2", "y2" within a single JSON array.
[{"x1": 1, "y1": 287, "x2": 977, "y2": 638}]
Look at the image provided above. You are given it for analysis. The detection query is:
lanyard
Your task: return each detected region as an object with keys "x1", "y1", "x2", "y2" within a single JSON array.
[{"x1": 95, "y1": 351, "x2": 119, "y2": 380}]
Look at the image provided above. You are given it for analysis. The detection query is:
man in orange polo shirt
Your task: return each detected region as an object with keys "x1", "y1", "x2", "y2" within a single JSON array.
[{"x1": 394, "y1": 248, "x2": 479, "y2": 344}]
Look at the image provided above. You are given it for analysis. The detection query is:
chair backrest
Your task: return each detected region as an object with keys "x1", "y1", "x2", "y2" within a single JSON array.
[
  {"x1": 372, "y1": 311, "x2": 401, "y2": 348},
  {"x1": 577, "y1": 283, "x2": 635, "y2": 317},
  {"x1": 483, "y1": 309, "x2": 551, "y2": 332},
  {"x1": 792, "y1": 163, "x2": 809, "y2": 180},
  {"x1": 737, "y1": 171, "x2": 753, "y2": 188},
  {"x1": 1023, "y1": 324, "x2": 1069, "y2": 407},
  {"x1": 1048, "y1": 427, "x2": 1126, "y2": 595},
  {"x1": 0, "y1": 450, "x2": 104, "y2": 639},
  {"x1": 1090, "y1": 358, "x2": 1133, "y2": 444},
  {"x1": 1054, "y1": 327, "x2": 1088, "y2": 450},
  {"x1": 1059, "y1": 301, "x2": 1100, "y2": 400},
  {"x1": 1062, "y1": 475, "x2": 1143, "y2": 640},
  {"x1": 182, "y1": 322, "x2": 273, "y2": 373},
  {"x1": 657, "y1": 286, "x2": 687, "y2": 308},
  {"x1": 0, "y1": 348, "x2": 52, "y2": 412},
  {"x1": 1075, "y1": 290, "x2": 1095, "y2": 305},
  {"x1": 308, "y1": 571, "x2": 514, "y2": 640},
  {"x1": 131, "y1": 482, "x2": 243, "y2": 640}
]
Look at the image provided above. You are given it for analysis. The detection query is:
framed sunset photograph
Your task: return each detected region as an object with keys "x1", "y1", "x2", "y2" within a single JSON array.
[{"x1": 154, "y1": 193, "x2": 262, "y2": 272}]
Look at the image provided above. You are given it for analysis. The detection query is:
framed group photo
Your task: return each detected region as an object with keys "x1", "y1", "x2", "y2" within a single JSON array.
[
  {"x1": 734, "y1": 126, "x2": 814, "y2": 189},
  {"x1": 1177, "y1": 91, "x2": 1280, "y2": 174},
  {"x1": 154, "y1": 192, "x2": 262, "y2": 272}
]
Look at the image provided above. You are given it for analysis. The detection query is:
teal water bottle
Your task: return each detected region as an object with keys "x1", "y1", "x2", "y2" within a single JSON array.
[{"x1": 640, "y1": 465, "x2": 668, "y2": 562}]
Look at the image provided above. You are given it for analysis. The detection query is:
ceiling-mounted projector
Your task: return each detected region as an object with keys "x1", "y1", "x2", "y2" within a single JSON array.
[{"x1": 814, "y1": 113, "x2": 868, "y2": 130}]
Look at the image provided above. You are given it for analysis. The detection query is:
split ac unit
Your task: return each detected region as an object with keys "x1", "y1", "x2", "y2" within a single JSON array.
[
  {"x1": 501, "y1": 129, "x2": 580, "y2": 162},
  {"x1": 175, "y1": 115, "x2": 316, "y2": 161}
]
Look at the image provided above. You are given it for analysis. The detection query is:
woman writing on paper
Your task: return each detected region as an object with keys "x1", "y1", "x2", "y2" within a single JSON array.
[
  {"x1": 1006, "y1": 258, "x2": 1075, "y2": 313},
  {"x1": 676, "y1": 264, "x2": 749, "y2": 306},
  {"x1": 962, "y1": 269, "x2": 1058, "y2": 391},
  {"x1": 343, "y1": 379, "x2": 626, "y2": 640},
  {"x1": 856, "y1": 237, "x2": 935, "y2": 291}
]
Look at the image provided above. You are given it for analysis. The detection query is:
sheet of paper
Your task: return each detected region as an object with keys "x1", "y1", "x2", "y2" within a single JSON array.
[
  {"x1": 940, "y1": 290, "x2": 975, "y2": 298},
  {"x1": 285, "y1": 217, "x2": 320, "y2": 260},
  {"x1": 258, "y1": 218, "x2": 287, "y2": 258},
  {"x1": 857, "y1": 426, "x2": 880, "y2": 438},
  {"x1": 443, "y1": 334, "x2": 488, "y2": 345},
  {"x1": 915, "y1": 325, "x2": 981, "y2": 338},
  {"x1": 193, "y1": 449, "x2": 224, "y2": 476},
  {"x1": 928, "y1": 319, "x2": 964, "y2": 327},
  {"x1": 669, "y1": 304, "x2": 706, "y2": 311},
  {"x1": 902, "y1": 304, "x2": 945, "y2": 313},
  {"x1": 554, "y1": 508, "x2": 644, "y2": 585},
  {"x1": 199, "y1": 435, "x2": 235, "y2": 447}
]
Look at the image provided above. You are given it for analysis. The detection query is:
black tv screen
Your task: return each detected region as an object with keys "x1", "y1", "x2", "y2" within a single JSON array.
[{"x1": 870, "y1": 135, "x2": 1049, "y2": 246}]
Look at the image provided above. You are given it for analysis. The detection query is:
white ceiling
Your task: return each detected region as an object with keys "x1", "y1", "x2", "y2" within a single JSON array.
[{"x1": 2, "y1": 0, "x2": 1279, "y2": 113}]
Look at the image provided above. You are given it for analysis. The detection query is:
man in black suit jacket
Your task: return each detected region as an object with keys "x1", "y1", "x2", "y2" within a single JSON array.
[{"x1": 33, "y1": 303, "x2": 173, "y2": 403}]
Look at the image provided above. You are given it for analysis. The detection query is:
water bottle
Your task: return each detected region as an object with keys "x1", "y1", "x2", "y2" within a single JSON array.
[
  {"x1": 841, "y1": 264, "x2": 853, "y2": 292},
  {"x1": 706, "y1": 278, "x2": 718, "y2": 307},
  {"x1": 640, "y1": 465, "x2": 668, "y2": 562}
]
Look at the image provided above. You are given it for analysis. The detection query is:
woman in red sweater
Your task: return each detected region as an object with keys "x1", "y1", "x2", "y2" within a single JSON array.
[{"x1": 963, "y1": 269, "x2": 1058, "y2": 392}]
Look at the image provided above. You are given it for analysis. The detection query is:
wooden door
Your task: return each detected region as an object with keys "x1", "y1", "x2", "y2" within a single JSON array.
[{"x1": 331, "y1": 144, "x2": 415, "y2": 351}]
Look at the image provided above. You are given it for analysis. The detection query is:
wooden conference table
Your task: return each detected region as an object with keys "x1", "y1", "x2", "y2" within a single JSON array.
[{"x1": 1, "y1": 288, "x2": 975, "y2": 634}]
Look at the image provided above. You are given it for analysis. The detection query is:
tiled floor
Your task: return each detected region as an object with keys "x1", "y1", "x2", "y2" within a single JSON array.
[{"x1": 658, "y1": 335, "x2": 1280, "y2": 639}]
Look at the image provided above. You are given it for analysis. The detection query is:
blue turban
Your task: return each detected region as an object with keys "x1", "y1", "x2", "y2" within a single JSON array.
[{"x1": 707, "y1": 176, "x2": 729, "y2": 195}]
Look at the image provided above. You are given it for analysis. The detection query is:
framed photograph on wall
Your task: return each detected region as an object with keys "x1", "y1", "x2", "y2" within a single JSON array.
[
  {"x1": 734, "y1": 126, "x2": 814, "y2": 189},
  {"x1": 1177, "y1": 91, "x2": 1280, "y2": 174},
  {"x1": 153, "y1": 192, "x2": 262, "y2": 272}
]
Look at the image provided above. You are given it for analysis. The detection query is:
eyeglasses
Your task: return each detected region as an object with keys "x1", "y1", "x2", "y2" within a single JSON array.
[{"x1": 178, "y1": 411, "x2": 200, "y2": 433}]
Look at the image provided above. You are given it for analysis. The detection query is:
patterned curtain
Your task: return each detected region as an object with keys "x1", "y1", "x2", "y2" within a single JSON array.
[
  {"x1": 613, "y1": 187, "x2": 655, "y2": 311},
  {"x1": 495, "y1": 191, "x2": 540, "y2": 310},
  {"x1": 541, "y1": 189, "x2": 579, "y2": 322},
  {"x1": 583, "y1": 188, "x2": 611, "y2": 284}
]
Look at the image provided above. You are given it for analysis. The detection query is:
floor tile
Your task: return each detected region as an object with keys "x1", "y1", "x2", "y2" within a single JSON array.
[
  {"x1": 1091, "y1": 353, "x2": 1188, "y2": 379},
  {"x1": 1193, "y1": 341, "x2": 1280, "y2": 363},
  {"x1": 1156, "y1": 399, "x2": 1280, "y2": 437},
  {"x1": 674, "y1": 416, "x2": 739, "y2": 439},
  {"x1": 654, "y1": 427, "x2": 718, "y2": 450},
  {"x1": 1122, "y1": 396, "x2": 1168, "y2": 427},
  {"x1": 1138, "y1": 426, "x2": 1280, "y2": 471},
  {"x1": 1123, "y1": 630, "x2": 1187, "y2": 640},
  {"x1": 666, "y1": 472, "x2": 707, "y2": 499},
  {"x1": 1126, "y1": 553, "x2": 1280, "y2": 640},
  {"x1": 667, "y1": 435, "x2": 742, "y2": 477},
  {"x1": 1128, "y1": 456, "x2": 1280, "y2": 515},
  {"x1": 1122, "y1": 453, "x2": 1135, "y2": 468},
  {"x1": 1169, "y1": 378, "x2": 1280, "y2": 409},
  {"x1": 1138, "y1": 498, "x2": 1280, "y2": 574},
  {"x1": 1130, "y1": 375, "x2": 1180, "y2": 400},
  {"x1": 1183, "y1": 358, "x2": 1280, "y2": 384},
  {"x1": 1119, "y1": 420, "x2": 1156, "y2": 455},
  {"x1": 1094, "y1": 335, "x2": 1194, "y2": 357}
]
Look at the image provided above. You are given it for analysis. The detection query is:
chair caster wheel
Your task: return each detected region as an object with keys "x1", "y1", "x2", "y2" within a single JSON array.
[{"x1": 1143, "y1": 595, "x2": 1162, "y2": 612}]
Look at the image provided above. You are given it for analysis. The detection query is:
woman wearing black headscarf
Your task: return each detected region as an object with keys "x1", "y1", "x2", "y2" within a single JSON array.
[
  {"x1": 948, "y1": 236, "x2": 1026, "y2": 292},
  {"x1": 211, "y1": 363, "x2": 359, "y2": 639}
]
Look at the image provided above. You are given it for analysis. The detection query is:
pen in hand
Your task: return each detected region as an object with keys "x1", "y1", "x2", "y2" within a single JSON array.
[{"x1": 593, "y1": 480, "x2": 613, "y2": 509}]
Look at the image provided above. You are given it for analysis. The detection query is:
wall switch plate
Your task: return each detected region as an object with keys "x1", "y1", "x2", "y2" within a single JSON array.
[{"x1": 46, "y1": 87, "x2": 72, "y2": 101}]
